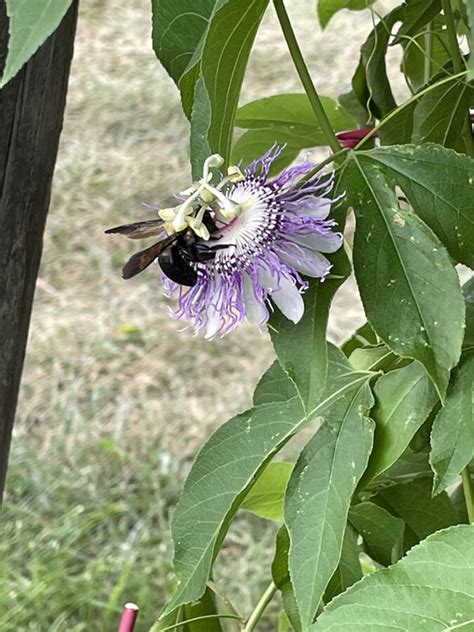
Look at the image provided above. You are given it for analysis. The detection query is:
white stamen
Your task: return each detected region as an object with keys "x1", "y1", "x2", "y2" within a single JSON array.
[{"x1": 202, "y1": 154, "x2": 224, "y2": 182}]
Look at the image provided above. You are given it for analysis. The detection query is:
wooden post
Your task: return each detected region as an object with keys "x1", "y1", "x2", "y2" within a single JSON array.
[{"x1": 0, "y1": 2, "x2": 79, "y2": 499}]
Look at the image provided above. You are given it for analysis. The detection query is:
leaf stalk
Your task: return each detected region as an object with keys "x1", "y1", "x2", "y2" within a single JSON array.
[
  {"x1": 461, "y1": 467, "x2": 474, "y2": 523},
  {"x1": 243, "y1": 582, "x2": 277, "y2": 632},
  {"x1": 440, "y1": 0, "x2": 473, "y2": 155}
]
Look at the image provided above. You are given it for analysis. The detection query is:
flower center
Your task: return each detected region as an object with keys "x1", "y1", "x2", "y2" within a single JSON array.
[{"x1": 210, "y1": 179, "x2": 281, "y2": 273}]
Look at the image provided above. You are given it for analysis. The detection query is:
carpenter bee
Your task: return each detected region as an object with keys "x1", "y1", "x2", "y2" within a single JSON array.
[{"x1": 105, "y1": 212, "x2": 222, "y2": 286}]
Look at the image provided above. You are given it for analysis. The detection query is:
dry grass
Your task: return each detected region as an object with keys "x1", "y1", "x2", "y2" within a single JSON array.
[{"x1": 2, "y1": 1, "x2": 401, "y2": 629}]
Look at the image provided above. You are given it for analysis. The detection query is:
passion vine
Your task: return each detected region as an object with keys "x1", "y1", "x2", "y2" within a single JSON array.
[{"x1": 2, "y1": 0, "x2": 473, "y2": 630}]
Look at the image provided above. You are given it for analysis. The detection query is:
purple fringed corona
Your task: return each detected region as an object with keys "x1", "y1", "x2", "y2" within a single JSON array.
[{"x1": 163, "y1": 146, "x2": 343, "y2": 338}]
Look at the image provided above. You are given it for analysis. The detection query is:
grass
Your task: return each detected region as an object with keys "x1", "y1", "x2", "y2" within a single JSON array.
[{"x1": 0, "y1": 0, "x2": 386, "y2": 629}]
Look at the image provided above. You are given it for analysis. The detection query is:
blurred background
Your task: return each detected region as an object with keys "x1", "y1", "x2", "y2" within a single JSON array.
[{"x1": 1, "y1": 1, "x2": 400, "y2": 629}]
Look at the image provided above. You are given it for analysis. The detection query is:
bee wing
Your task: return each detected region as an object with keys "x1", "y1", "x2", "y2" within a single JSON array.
[
  {"x1": 122, "y1": 234, "x2": 177, "y2": 279},
  {"x1": 105, "y1": 219, "x2": 166, "y2": 240}
]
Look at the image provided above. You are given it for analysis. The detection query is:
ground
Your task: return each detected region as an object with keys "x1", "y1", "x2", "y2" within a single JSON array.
[{"x1": 1, "y1": 1, "x2": 398, "y2": 630}]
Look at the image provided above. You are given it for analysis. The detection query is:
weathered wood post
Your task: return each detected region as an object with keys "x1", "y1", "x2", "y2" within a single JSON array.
[{"x1": 0, "y1": 2, "x2": 79, "y2": 499}]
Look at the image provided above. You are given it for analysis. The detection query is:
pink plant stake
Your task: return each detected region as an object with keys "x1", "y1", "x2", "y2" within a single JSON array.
[{"x1": 118, "y1": 603, "x2": 139, "y2": 632}]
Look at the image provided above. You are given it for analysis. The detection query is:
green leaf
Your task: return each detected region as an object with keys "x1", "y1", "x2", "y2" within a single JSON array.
[
  {"x1": 341, "y1": 322, "x2": 378, "y2": 356},
  {"x1": 377, "y1": 101, "x2": 416, "y2": 145},
  {"x1": 349, "y1": 501, "x2": 405, "y2": 566},
  {"x1": 412, "y1": 77, "x2": 474, "y2": 152},
  {"x1": 1, "y1": 0, "x2": 74, "y2": 88},
  {"x1": 378, "y1": 447, "x2": 433, "y2": 484},
  {"x1": 151, "y1": 0, "x2": 215, "y2": 106},
  {"x1": 400, "y1": 16, "x2": 450, "y2": 91},
  {"x1": 285, "y1": 369, "x2": 375, "y2": 629},
  {"x1": 166, "y1": 349, "x2": 370, "y2": 613},
  {"x1": 344, "y1": 153, "x2": 464, "y2": 397},
  {"x1": 272, "y1": 528, "x2": 302, "y2": 632},
  {"x1": 365, "y1": 144, "x2": 474, "y2": 268},
  {"x1": 324, "y1": 524, "x2": 363, "y2": 604},
  {"x1": 375, "y1": 477, "x2": 460, "y2": 549},
  {"x1": 430, "y1": 353, "x2": 474, "y2": 494},
  {"x1": 270, "y1": 248, "x2": 351, "y2": 412},
  {"x1": 311, "y1": 525, "x2": 474, "y2": 630},
  {"x1": 351, "y1": 8, "x2": 403, "y2": 119},
  {"x1": 278, "y1": 611, "x2": 293, "y2": 632},
  {"x1": 232, "y1": 94, "x2": 355, "y2": 175},
  {"x1": 189, "y1": 0, "x2": 269, "y2": 177},
  {"x1": 240, "y1": 461, "x2": 293, "y2": 521},
  {"x1": 394, "y1": 0, "x2": 442, "y2": 44},
  {"x1": 316, "y1": 0, "x2": 375, "y2": 29},
  {"x1": 151, "y1": 607, "x2": 185, "y2": 632},
  {"x1": 151, "y1": 586, "x2": 225, "y2": 631},
  {"x1": 348, "y1": 343, "x2": 395, "y2": 372},
  {"x1": 362, "y1": 362, "x2": 438, "y2": 484},
  {"x1": 231, "y1": 129, "x2": 311, "y2": 178},
  {"x1": 235, "y1": 94, "x2": 356, "y2": 132},
  {"x1": 338, "y1": 87, "x2": 371, "y2": 127},
  {"x1": 464, "y1": 276, "x2": 474, "y2": 351},
  {"x1": 181, "y1": 588, "x2": 224, "y2": 631}
]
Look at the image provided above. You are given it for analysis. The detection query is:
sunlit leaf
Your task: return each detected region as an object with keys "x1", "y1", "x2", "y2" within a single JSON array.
[
  {"x1": 348, "y1": 343, "x2": 394, "y2": 371},
  {"x1": 1, "y1": 0, "x2": 73, "y2": 87},
  {"x1": 311, "y1": 525, "x2": 474, "y2": 630},
  {"x1": 240, "y1": 462, "x2": 293, "y2": 522}
]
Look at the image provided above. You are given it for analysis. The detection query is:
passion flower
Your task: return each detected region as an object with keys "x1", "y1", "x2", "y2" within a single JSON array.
[{"x1": 163, "y1": 147, "x2": 343, "y2": 338}]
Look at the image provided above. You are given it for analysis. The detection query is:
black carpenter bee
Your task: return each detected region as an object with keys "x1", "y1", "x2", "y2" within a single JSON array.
[{"x1": 105, "y1": 211, "x2": 222, "y2": 286}]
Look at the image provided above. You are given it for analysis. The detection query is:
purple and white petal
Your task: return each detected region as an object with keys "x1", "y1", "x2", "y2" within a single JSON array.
[
  {"x1": 160, "y1": 147, "x2": 343, "y2": 336},
  {"x1": 270, "y1": 274, "x2": 304, "y2": 324}
]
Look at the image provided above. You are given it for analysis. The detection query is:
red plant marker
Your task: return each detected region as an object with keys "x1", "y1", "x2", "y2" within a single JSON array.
[{"x1": 118, "y1": 603, "x2": 139, "y2": 632}]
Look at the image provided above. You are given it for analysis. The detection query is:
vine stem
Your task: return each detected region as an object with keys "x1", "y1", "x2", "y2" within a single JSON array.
[
  {"x1": 423, "y1": 22, "x2": 433, "y2": 84},
  {"x1": 303, "y1": 147, "x2": 349, "y2": 181},
  {"x1": 461, "y1": 467, "x2": 474, "y2": 523},
  {"x1": 243, "y1": 582, "x2": 277, "y2": 632},
  {"x1": 441, "y1": 0, "x2": 464, "y2": 74},
  {"x1": 440, "y1": 0, "x2": 473, "y2": 155},
  {"x1": 273, "y1": 0, "x2": 341, "y2": 153}
]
